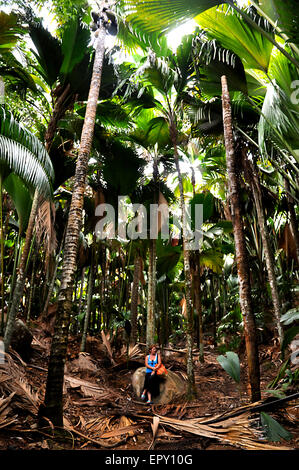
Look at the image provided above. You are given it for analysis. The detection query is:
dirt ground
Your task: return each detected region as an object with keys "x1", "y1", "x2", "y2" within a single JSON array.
[{"x1": 0, "y1": 324, "x2": 298, "y2": 452}]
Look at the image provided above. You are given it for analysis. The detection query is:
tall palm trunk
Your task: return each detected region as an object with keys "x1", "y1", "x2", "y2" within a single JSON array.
[
  {"x1": 284, "y1": 178, "x2": 299, "y2": 265},
  {"x1": 76, "y1": 267, "x2": 86, "y2": 332},
  {"x1": 146, "y1": 159, "x2": 159, "y2": 347},
  {"x1": 146, "y1": 239, "x2": 156, "y2": 346},
  {"x1": 245, "y1": 157, "x2": 284, "y2": 346},
  {"x1": 0, "y1": 176, "x2": 4, "y2": 334},
  {"x1": 39, "y1": 24, "x2": 107, "y2": 427},
  {"x1": 193, "y1": 251, "x2": 204, "y2": 362},
  {"x1": 80, "y1": 247, "x2": 95, "y2": 352},
  {"x1": 221, "y1": 75, "x2": 261, "y2": 402},
  {"x1": 130, "y1": 254, "x2": 141, "y2": 345},
  {"x1": 42, "y1": 233, "x2": 66, "y2": 318},
  {"x1": 26, "y1": 243, "x2": 38, "y2": 325},
  {"x1": 169, "y1": 115, "x2": 196, "y2": 399},
  {"x1": 44, "y1": 84, "x2": 71, "y2": 152},
  {"x1": 4, "y1": 189, "x2": 40, "y2": 351}
]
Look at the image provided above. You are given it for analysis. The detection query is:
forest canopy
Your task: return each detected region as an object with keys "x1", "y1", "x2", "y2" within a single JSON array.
[{"x1": 0, "y1": 0, "x2": 298, "y2": 453}]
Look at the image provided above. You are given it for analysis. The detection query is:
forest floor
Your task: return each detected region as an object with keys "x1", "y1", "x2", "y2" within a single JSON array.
[{"x1": 0, "y1": 320, "x2": 298, "y2": 452}]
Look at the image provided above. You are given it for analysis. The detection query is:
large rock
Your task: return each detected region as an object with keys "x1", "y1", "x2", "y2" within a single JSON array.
[
  {"x1": 11, "y1": 319, "x2": 33, "y2": 360},
  {"x1": 132, "y1": 367, "x2": 187, "y2": 404}
]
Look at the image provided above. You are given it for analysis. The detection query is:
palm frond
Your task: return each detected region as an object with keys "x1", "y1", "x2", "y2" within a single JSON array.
[
  {"x1": 195, "y1": 5, "x2": 274, "y2": 73},
  {"x1": 28, "y1": 20, "x2": 63, "y2": 87},
  {"x1": 35, "y1": 198, "x2": 57, "y2": 258},
  {"x1": 119, "y1": 0, "x2": 226, "y2": 34},
  {"x1": 0, "y1": 106, "x2": 54, "y2": 182},
  {"x1": 0, "y1": 136, "x2": 52, "y2": 198},
  {"x1": 258, "y1": 82, "x2": 299, "y2": 160},
  {"x1": 60, "y1": 18, "x2": 92, "y2": 80},
  {"x1": 0, "y1": 11, "x2": 24, "y2": 54}
]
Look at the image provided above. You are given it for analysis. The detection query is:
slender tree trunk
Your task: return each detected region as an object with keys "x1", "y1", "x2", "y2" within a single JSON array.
[
  {"x1": 130, "y1": 254, "x2": 141, "y2": 345},
  {"x1": 44, "y1": 84, "x2": 71, "y2": 152},
  {"x1": 146, "y1": 238, "x2": 156, "y2": 346},
  {"x1": 171, "y1": 127, "x2": 196, "y2": 399},
  {"x1": 192, "y1": 252, "x2": 204, "y2": 362},
  {"x1": 160, "y1": 283, "x2": 169, "y2": 347},
  {"x1": 40, "y1": 25, "x2": 107, "y2": 427},
  {"x1": 246, "y1": 157, "x2": 284, "y2": 345},
  {"x1": 80, "y1": 254, "x2": 95, "y2": 352},
  {"x1": 0, "y1": 177, "x2": 4, "y2": 334},
  {"x1": 42, "y1": 234, "x2": 66, "y2": 319},
  {"x1": 284, "y1": 178, "x2": 299, "y2": 265},
  {"x1": 4, "y1": 189, "x2": 40, "y2": 351},
  {"x1": 221, "y1": 75, "x2": 261, "y2": 402},
  {"x1": 26, "y1": 244, "x2": 37, "y2": 325},
  {"x1": 76, "y1": 267, "x2": 86, "y2": 332}
]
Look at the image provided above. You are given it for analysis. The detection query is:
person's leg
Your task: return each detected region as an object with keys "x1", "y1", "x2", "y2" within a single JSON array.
[
  {"x1": 142, "y1": 373, "x2": 150, "y2": 399},
  {"x1": 146, "y1": 374, "x2": 154, "y2": 403}
]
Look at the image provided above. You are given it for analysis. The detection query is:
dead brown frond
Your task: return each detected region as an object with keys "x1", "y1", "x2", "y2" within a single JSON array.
[
  {"x1": 0, "y1": 353, "x2": 41, "y2": 415},
  {"x1": 35, "y1": 198, "x2": 57, "y2": 264},
  {"x1": 127, "y1": 344, "x2": 142, "y2": 360},
  {"x1": 64, "y1": 414, "x2": 141, "y2": 448},
  {"x1": 64, "y1": 375, "x2": 121, "y2": 402},
  {"x1": 0, "y1": 393, "x2": 18, "y2": 430},
  {"x1": 101, "y1": 330, "x2": 117, "y2": 366},
  {"x1": 153, "y1": 409, "x2": 293, "y2": 450}
]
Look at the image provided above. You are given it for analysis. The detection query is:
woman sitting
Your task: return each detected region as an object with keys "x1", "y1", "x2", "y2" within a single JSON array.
[{"x1": 141, "y1": 344, "x2": 161, "y2": 404}]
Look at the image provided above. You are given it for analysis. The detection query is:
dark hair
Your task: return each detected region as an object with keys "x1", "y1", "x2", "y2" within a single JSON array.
[{"x1": 148, "y1": 344, "x2": 157, "y2": 353}]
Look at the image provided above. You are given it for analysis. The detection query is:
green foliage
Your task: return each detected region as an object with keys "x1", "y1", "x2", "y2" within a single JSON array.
[
  {"x1": 3, "y1": 173, "x2": 32, "y2": 232},
  {"x1": 216, "y1": 351, "x2": 240, "y2": 384},
  {"x1": 281, "y1": 326, "x2": 299, "y2": 356},
  {"x1": 267, "y1": 359, "x2": 290, "y2": 389},
  {"x1": 196, "y1": 5, "x2": 274, "y2": 73},
  {"x1": 0, "y1": 11, "x2": 24, "y2": 53},
  {"x1": 280, "y1": 308, "x2": 299, "y2": 325},
  {"x1": 260, "y1": 412, "x2": 292, "y2": 442},
  {"x1": 0, "y1": 106, "x2": 54, "y2": 198},
  {"x1": 120, "y1": 0, "x2": 226, "y2": 35}
]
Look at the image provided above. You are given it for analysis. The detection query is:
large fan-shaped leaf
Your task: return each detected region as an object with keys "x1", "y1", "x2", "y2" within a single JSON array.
[
  {"x1": 145, "y1": 117, "x2": 171, "y2": 148},
  {"x1": 217, "y1": 351, "x2": 240, "y2": 383},
  {"x1": 29, "y1": 21, "x2": 63, "y2": 87},
  {"x1": 0, "y1": 11, "x2": 24, "y2": 53},
  {"x1": 260, "y1": 412, "x2": 292, "y2": 442},
  {"x1": 3, "y1": 173, "x2": 32, "y2": 232},
  {"x1": 60, "y1": 18, "x2": 91, "y2": 80},
  {"x1": 120, "y1": 0, "x2": 227, "y2": 34},
  {"x1": 0, "y1": 52, "x2": 37, "y2": 93},
  {"x1": 189, "y1": 191, "x2": 214, "y2": 225},
  {"x1": 259, "y1": 0, "x2": 299, "y2": 47},
  {"x1": 156, "y1": 239, "x2": 182, "y2": 277},
  {"x1": 200, "y1": 248, "x2": 224, "y2": 274},
  {"x1": 258, "y1": 82, "x2": 299, "y2": 159},
  {"x1": 193, "y1": 37, "x2": 248, "y2": 95},
  {"x1": 195, "y1": 5, "x2": 274, "y2": 73}
]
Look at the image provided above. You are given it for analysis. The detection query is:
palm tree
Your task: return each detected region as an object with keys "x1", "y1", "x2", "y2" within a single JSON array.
[
  {"x1": 24, "y1": 12, "x2": 94, "y2": 152},
  {"x1": 40, "y1": 7, "x2": 111, "y2": 427},
  {"x1": 221, "y1": 75, "x2": 261, "y2": 401},
  {"x1": 119, "y1": 0, "x2": 299, "y2": 68},
  {"x1": 121, "y1": 35, "x2": 197, "y2": 397},
  {"x1": 0, "y1": 107, "x2": 54, "y2": 348}
]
